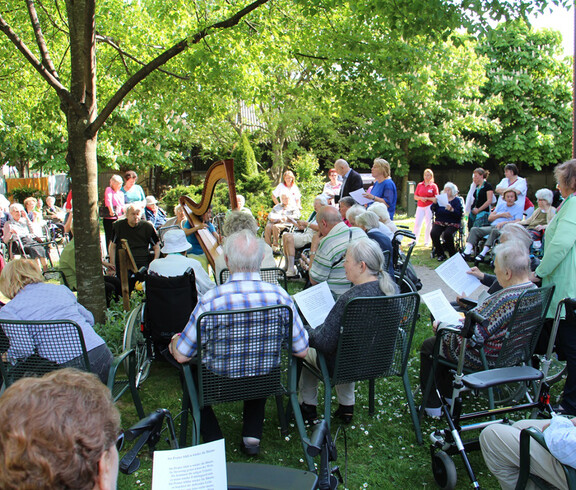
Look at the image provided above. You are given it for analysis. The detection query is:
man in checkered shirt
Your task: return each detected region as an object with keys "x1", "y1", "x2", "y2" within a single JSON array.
[{"x1": 169, "y1": 229, "x2": 308, "y2": 455}]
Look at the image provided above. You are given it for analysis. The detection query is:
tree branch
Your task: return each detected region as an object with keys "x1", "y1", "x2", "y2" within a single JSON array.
[
  {"x1": 88, "y1": 0, "x2": 270, "y2": 136},
  {"x1": 26, "y1": 0, "x2": 59, "y2": 77},
  {"x1": 96, "y1": 33, "x2": 190, "y2": 80},
  {"x1": 0, "y1": 11, "x2": 79, "y2": 112}
]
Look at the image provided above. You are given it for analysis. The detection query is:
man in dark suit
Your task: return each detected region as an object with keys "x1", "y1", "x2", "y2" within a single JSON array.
[{"x1": 334, "y1": 159, "x2": 363, "y2": 203}]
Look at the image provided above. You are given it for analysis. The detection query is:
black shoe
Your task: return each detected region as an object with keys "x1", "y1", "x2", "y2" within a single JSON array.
[
  {"x1": 240, "y1": 441, "x2": 260, "y2": 456},
  {"x1": 461, "y1": 252, "x2": 472, "y2": 262},
  {"x1": 333, "y1": 404, "x2": 354, "y2": 424},
  {"x1": 437, "y1": 255, "x2": 446, "y2": 262},
  {"x1": 300, "y1": 403, "x2": 318, "y2": 425},
  {"x1": 474, "y1": 254, "x2": 486, "y2": 264}
]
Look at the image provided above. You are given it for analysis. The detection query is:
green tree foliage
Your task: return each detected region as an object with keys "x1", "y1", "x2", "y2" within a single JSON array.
[
  {"x1": 477, "y1": 20, "x2": 572, "y2": 169},
  {"x1": 290, "y1": 152, "x2": 325, "y2": 217},
  {"x1": 232, "y1": 133, "x2": 259, "y2": 179}
]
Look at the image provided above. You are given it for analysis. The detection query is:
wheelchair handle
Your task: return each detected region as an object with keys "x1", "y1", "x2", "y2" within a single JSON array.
[{"x1": 461, "y1": 310, "x2": 487, "y2": 338}]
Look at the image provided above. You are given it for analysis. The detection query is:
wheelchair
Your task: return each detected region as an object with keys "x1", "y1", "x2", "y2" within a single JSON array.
[
  {"x1": 422, "y1": 286, "x2": 555, "y2": 489},
  {"x1": 392, "y1": 228, "x2": 421, "y2": 293},
  {"x1": 123, "y1": 268, "x2": 198, "y2": 387}
]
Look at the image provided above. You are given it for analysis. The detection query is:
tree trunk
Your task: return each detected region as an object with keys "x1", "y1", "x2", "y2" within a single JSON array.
[{"x1": 66, "y1": 115, "x2": 107, "y2": 323}]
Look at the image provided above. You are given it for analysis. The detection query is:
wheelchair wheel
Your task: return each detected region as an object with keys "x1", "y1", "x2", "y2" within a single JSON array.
[
  {"x1": 394, "y1": 272, "x2": 418, "y2": 294},
  {"x1": 432, "y1": 450, "x2": 457, "y2": 490},
  {"x1": 122, "y1": 303, "x2": 150, "y2": 387}
]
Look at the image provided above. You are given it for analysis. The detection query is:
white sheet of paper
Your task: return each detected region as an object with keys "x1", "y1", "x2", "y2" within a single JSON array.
[
  {"x1": 435, "y1": 253, "x2": 481, "y2": 297},
  {"x1": 421, "y1": 289, "x2": 463, "y2": 325},
  {"x1": 349, "y1": 188, "x2": 373, "y2": 205},
  {"x1": 152, "y1": 439, "x2": 227, "y2": 490},
  {"x1": 436, "y1": 193, "x2": 449, "y2": 208},
  {"x1": 293, "y1": 281, "x2": 336, "y2": 329}
]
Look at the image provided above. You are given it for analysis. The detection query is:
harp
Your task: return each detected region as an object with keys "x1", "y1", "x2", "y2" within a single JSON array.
[{"x1": 179, "y1": 159, "x2": 237, "y2": 270}]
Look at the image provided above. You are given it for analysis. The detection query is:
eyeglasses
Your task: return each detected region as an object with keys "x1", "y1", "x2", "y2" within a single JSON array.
[{"x1": 115, "y1": 432, "x2": 125, "y2": 451}]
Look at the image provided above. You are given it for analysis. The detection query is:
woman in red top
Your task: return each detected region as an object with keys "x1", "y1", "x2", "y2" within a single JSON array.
[{"x1": 412, "y1": 168, "x2": 439, "y2": 246}]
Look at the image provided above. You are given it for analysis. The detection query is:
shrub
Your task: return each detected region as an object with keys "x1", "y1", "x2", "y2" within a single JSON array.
[
  {"x1": 290, "y1": 152, "x2": 325, "y2": 218},
  {"x1": 232, "y1": 133, "x2": 258, "y2": 179},
  {"x1": 9, "y1": 186, "x2": 44, "y2": 203}
]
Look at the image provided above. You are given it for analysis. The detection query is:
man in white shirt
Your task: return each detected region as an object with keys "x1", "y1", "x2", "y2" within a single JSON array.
[
  {"x1": 148, "y1": 229, "x2": 215, "y2": 296},
  {"x1": 480, "y1": 417, "x2": 576, "y2": 489}
]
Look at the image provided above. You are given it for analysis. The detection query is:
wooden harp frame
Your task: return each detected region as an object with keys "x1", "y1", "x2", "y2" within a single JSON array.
[{"x1": 179, "y1": 159, "x2": 237, "y2": 270}]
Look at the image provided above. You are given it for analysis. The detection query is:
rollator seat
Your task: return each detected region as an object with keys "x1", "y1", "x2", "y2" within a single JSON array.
[{"x1": 462, "y1": 366, "x2": 543, "y2": 391}]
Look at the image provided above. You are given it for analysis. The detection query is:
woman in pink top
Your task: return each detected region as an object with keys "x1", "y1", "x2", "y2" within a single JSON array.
[
  {"x1": 412, "y1": 168, "x2": 439, "y2": 246},
  {"x1": 103, "y1": 175, "x2": 125, "y2": 249}
]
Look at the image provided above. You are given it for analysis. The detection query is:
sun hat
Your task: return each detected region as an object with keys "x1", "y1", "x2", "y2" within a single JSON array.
[{"x1": 161, "y1": 229, "x2": 191, "y2": 254}]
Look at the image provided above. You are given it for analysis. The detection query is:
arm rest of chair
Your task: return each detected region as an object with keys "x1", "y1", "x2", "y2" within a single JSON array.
[
  {"x1": 516, "y1": 427, "x2": 548, "y2": 490},
  {"x1": 107, "y1": 348, "x2": 135, "y2": 391},
  {"x1": 463, "y1": 366, "x2": 543, "y2": 391}
]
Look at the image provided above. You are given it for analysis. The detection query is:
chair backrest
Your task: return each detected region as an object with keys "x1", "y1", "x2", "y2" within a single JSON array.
[
  {"x1": 0, "y1": 320, "x2": 90, "y2": 387},
  {"x1": 495, "y1": 285, "x2": 555, "y2": 368},
  {"x1": 144, "y1": 270, "x2": 198, "y2": 344},
  {"x1": 195, "y1": 304, "x2": 293, "y2": 407},
  {"x1": 219, "y1": 267, "x2": 288, "y2": 290},
  {"x1": 332, "y1": 292, "x2": 420, "y2": 385}
]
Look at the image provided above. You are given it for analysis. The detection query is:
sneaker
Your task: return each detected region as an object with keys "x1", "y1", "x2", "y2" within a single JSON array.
[{"x1": 286, "y1": 266, "x2": 299, "y2": 278}]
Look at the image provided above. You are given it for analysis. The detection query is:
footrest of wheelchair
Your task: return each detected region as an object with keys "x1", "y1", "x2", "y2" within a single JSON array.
[{"x1": 462, "y1": 366, "x2": 543, "y2": 390}]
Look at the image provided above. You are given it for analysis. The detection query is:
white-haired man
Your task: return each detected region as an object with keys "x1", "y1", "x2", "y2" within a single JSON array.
[
  {"x1": 169, "y1": 230, "x2": 309, "y2": 455},
  {"x1": 334, "y1": 159, "x2": 363, "y2": 204}
]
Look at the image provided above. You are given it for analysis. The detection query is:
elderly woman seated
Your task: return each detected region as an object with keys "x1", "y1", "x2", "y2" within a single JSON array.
[
  {"x1": 299, "y1": 238, "x2": 397, "y2": 424},
  {"x1": 518, "y1": 188, "x2": 556, "y2": 246},
  {"x1": 345, "y1": 204, "x2": 366, "y2": 228},
  {"x1": 281, "y1": 195, "x2": 328, "y2": 278},
  {"x1": 355, "y1": 211, "x2": 395, "y2": 278},
  {"x1": 430, "y1": 182, "x2": 463, "y2": 261},
  {"x1": 0, "y1": 369, "x2": 121, "y2": 490},
  {"x1": 215, "y1": 211, "x2": 276, "y2": 283},
  {"x1": 264, "y1": 193, "x2": 301, "y2": 251},
  {"x1": 0, "y1": 259, "x2": 113, "y2": 383},
  {"x1": 2, "y1": 203, "x2": 48, "y2": 271},
  {"x1": 367, "y1": 202, "x2": 398, "y2": 240},
  {"x1": 419, "y1": 242, "x2": 536, "y2": 417}
]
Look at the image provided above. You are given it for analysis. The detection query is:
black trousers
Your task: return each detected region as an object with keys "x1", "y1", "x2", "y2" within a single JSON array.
[{"x1": 430, "y1": 224, "x2": 459, "y2": 257}]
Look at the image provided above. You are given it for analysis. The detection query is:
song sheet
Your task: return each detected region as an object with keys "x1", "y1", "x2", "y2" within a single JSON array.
[
  {"x1": 152, "y1": 439, "x2": 226, "y2": 490},
  {"x1": 435, "y1": 253, "x2": 481, "y2": 297},
  {"x1": 293, "y1": 281, "x2": 335, "y2": 329},
  {"x1": 436, "y1": 193, "x2": 449, "y2": 208},
  {"x1": 421, "y1": 289, "x2": 463, "y2": 325},
  {"x1": 349, "y1": 188, "x2": 373, "y2": 206}
]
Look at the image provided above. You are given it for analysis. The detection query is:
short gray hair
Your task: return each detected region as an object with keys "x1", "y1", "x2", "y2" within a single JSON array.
[
  {"x1": 346, "y1": 239, "x2": 396, "y2": 295},
  {"x1": 223, "y1": 230, "x2": 264, "y2": 273},
  {"x1": 346, "y1": 204, "x2": 365, "y2": 225},
  {"x1": 493, "y1": 242, "x2": 530, "y2": 277},
  {"x1": 339, "y1": 196, "x2": 355, "y2": 209},
  {"x1": 535, "y1": 188, "x2": 553, "y2": 204},
  {"x1": 368, "y1": 202, "x2": 391, "y2": 223},
  {"x1": 356, "y1": 211, "x2": 380, "y2": 231},
  {"x1": 9, "y1": 203, "x2": 24, "y2": 213},
  {"x1": 222, "y1": 211, "x2": 258, "y2": 236},
  {"x1": 499, "y1": 223, "x2": 532, "y2": 251},
  {"x1": 443, "y1": 182, "x2": 459, "y2": 197},
  {"x1": 314, "y1": 195, "x2": 329, "y2": 207}
]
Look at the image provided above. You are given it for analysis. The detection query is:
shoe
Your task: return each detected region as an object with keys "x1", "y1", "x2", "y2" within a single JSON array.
[
  {"x1": 272, "y1": 245, "x2": 280, "y2": 254},
  {"x1": 240, "y1": 441, "x2": 260, "y2": 456},
  {"x1": 333, "y1": 404, "x2": 354, "y2": 424},
  {"x1": 474, "y1": 254, "x2": 486, "y2": 263},
  {"x1": 286, "y1": 266, "x2": 299, "y2": 278},
  {"x1": 300, "y1": 403, "x2": 318, "y2": 425},
  {"x1": 419, "y1": 405, "x2": 442, "y2": 419},
  {"x1": 437, "y1": 255, "x2": 446, "y2": 262},
  {"x1": 461, "y1": 252, "x2": 472, "y2": 262}
]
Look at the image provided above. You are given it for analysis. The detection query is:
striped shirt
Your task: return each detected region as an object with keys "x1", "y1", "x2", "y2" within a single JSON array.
[
  {"x1": 309, "y1": 222, "x2": 366, "y2": 299},
  {"x1": 176, "y1": 272, "x2": 308, "y2": 373}
]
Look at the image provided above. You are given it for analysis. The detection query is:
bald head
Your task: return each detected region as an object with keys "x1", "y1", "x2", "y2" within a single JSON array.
[
  {"x1": 317, "y1": 205, "x2": 342, "y2": 235},
  {"x1": 334, "y1": 159, "x2": 350, "y2": 176}
]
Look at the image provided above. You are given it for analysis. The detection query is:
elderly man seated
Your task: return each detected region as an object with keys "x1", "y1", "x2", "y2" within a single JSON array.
[
  {"x1": 264, "y1": 193, "x2": 300, "y2": 251},
  {"x1": 419, "y1": 242, "x2": 536, "y2": 417},
  {"x1": 169, "y1": 230, "x2": 308, "y2": 455},
  {"x1": 145, "y1": 196, "x2": 167, "y2": 229},
  {"x1": 480, "y1": 417, "x2": 575, "y2": 490},
  {"x1": 281, "y1": 195, "x2": 327, "y2": 277},
  {"x1": 461, "y1": 187, "x2": 524, "y2": 263}
]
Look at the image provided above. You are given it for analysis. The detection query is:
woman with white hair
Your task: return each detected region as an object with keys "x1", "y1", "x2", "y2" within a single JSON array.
[
  {"x1": 299, "y1": 238, "x2": 397, "y2": 424},
  {"x1": 518, "y1": 188, "x2": 556, "y2": 244},
  {"x1": 430, "y1": 182, "x2": 463, "y2": 261},
  {"x1": 368, "y1": 202, "x2": 398, "y2": 239},
  {"x1": 345, "y1": 204, "x2": 366, "y2": 227},
  {"x1": 355, "y1": 211, "x2": 395, "y2": 278}
]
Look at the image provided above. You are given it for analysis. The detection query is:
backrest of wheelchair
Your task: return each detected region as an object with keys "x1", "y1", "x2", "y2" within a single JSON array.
[
  {"x1": 495, "y1": 285, "x2": 555, "y2": 368},
  {"x1": 0, "y1": 320, "x2": 90, "y2": 386},
  {"x1": 195, "y1": 305, "x2": 293, "y2": 407},
  {"x1": 333, "y1": 292, "x2": 420, "y2": 385},
  {"x1": 144, "y1": 271, "x2": 198, "y2": 345}
]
